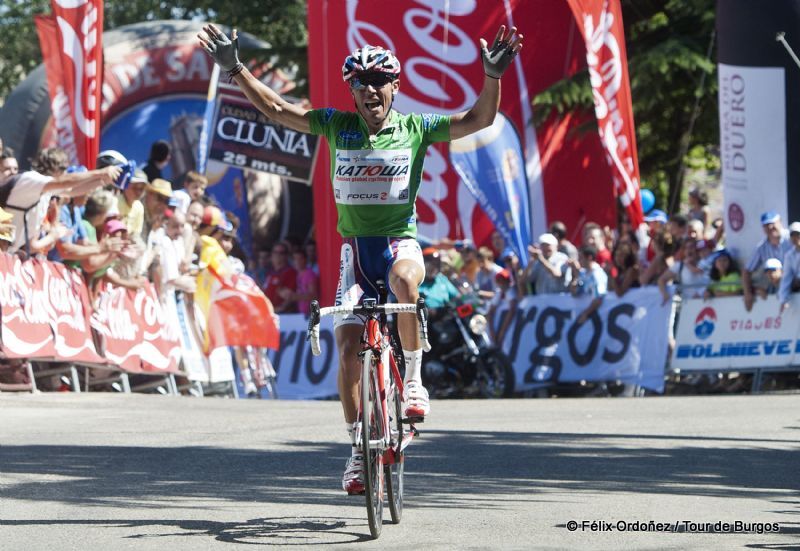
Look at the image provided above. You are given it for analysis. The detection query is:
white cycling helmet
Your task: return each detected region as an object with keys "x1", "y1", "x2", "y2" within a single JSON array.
[{"x1": 342, "y1": 45, "x2": 401, "y2": 82}]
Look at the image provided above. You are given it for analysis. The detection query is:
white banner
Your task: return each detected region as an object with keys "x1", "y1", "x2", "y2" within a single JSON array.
[
  {"x1": 719, "y1": 64, "x2": 788, "y2": 262},
  {"x1": 268, "y1": 313, "x2": 339, "y2": 400},
  {"x1": 672, "y1": 294, "x2": 800, "y2": 371},
  {"x1": 494, "y1": 287, "x2": 671, "y2": 392}
]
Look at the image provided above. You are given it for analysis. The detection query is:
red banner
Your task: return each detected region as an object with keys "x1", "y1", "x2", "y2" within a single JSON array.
[
  {"x1": 206, "y1": 273, "x2": 280, "y2": 352},
  {"x1": 0, "y1": 256, "x2": 103, "y2": 363},
  {"x1": 567, "y1": 0, "x2": 644, "y2": 226},
  {"x1": 307, "y1": 0, "x2": 618, "y2": 304},
  {"x1": 91, "y1": 281, "x2": 181, "y2": 374},
  {"x1": 36, "y1": 0, "x2": 103, "y2": 168}
]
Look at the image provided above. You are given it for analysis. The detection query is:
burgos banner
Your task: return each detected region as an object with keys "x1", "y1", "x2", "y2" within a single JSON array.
[
  {"x1": 494, "y1": 287, "x2": 671, "y2": 392},
  {"x1": 672, "y1": 295, "x2": 800, "y2": 371}
]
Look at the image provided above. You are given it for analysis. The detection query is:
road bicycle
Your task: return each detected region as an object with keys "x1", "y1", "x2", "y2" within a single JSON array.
[{"x1": 307, "y1": 282, "x2": 430, "y2": 539}]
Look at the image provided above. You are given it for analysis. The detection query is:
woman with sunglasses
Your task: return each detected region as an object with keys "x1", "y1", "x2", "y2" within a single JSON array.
[{"x1": 199, "y1": 22, "x2": 523, "y2": 495}]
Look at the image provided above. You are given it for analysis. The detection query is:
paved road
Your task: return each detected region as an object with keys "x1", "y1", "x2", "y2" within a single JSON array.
[{"x1": 1, "y1": 393, "x2": 799, "y2": 550}]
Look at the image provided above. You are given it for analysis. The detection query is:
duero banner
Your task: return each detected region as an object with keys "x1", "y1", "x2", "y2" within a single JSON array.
[
  {"x1": 493, "y1": 287, "x2": 671, "y2": 392},
  {"x1": 207, "y1": 82, "x2": 319, "y2": 182},
  {"x1": 717, "y1": 0, "x2": 800, "y2": 263},
  {"x1": 268, "y1": 313, "x2": 339, "y2": 400},
  {"x1": 672, "y1": 295, "x2": 800, "y2": 371}
]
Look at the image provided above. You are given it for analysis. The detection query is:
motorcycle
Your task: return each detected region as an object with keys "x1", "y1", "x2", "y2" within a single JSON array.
[{"x1": 421, "y1": 292, "x2": 515, "y2": 398}]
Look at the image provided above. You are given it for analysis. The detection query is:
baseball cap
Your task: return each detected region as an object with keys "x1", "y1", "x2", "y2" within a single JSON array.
[
  {"x1": 104, "y1": 218, "x2": 127, "y2": 235},
  {"x1": 788, "y1": 222, "x2": 800, "y2": 234},
  {"x1": 760, "y1": 211, "x2": 780, "y2": 225},
  {"x1": 764, "y1": 258, "x2": 783, "y2": 271},
  {"x1": 644, "y1": 209, "x2": 668, "y2": 224},
  {"x1": 538, "y1": 233, "x2": 558, "y2": 247}
]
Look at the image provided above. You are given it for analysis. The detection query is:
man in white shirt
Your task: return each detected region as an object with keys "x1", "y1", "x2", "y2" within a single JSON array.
[
  {"x1": 525, "y1": 233, "x2": 570, "y2": 294},
  {"x1": 2, "y1": 148, "x2": 120, "y2": 254}
]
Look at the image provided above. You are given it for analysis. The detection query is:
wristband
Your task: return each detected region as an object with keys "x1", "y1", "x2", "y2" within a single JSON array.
[{"x1": 228, "y1": 62, "x2": 245, "y2": 82}]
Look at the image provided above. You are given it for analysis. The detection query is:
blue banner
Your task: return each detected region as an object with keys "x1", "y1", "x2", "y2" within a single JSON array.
[{"x1": 450, "y1": 113, "x2": 532, "y2": 266}]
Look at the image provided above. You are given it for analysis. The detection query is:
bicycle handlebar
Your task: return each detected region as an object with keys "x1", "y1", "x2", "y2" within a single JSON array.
[{"x1": 306, "y1": 299, "x2": 432, "y2": 356}]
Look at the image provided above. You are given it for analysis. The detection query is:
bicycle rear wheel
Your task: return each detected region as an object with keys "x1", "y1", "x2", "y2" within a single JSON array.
[
  {"x1": 385, "y1": 379, "x2": 404, "y2": 524},
  {"x1": 361, "y1": 350, "x2": 384, "y2": 539}
]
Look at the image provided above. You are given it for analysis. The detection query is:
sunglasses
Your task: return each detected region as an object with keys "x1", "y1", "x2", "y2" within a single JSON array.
[{"x1": 349, "y1": 73, "x2": 396, "y2": 90}]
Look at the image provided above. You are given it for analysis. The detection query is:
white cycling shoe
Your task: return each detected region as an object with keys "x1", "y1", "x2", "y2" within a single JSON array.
[
  {"x1": 403, "y1": 381, "x2": 430, "y2": 418},
  {"x1": 342, "y1": 452, "x2": 365, "y2": 495}
]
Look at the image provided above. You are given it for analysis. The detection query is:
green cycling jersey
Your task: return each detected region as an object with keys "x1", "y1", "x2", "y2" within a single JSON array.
[{"x1": 308, "y1": 108, "x2": 451, "y2": 238}]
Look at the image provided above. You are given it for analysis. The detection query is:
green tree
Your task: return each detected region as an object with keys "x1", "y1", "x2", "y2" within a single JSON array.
[
  {"x1": 0, "y1": 0, "x2": 308, "y2": 101},
  {"x1": 533, "y1": 0, "x2": 718, "y2": 215}
]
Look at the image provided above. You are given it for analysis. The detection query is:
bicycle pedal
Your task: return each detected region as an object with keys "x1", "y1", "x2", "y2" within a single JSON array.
[{"x1": 402, "y1": 416, "x2": 424, "y2": 424}]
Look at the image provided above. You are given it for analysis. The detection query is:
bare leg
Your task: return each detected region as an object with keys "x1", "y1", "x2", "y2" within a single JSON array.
[
  {"x1": 336, "y1": 324, "x2": 363, "y2": 423},
  {"x1": 389, "y1": 259, "x2": 424, "y2": 352}
]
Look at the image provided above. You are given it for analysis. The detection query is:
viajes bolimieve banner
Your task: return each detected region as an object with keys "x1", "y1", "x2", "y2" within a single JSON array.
[
  {"x1": 307, "y1": 0, "x2": 620, "y2": 304},
  {"x1": 672, "y1": 295, "x2": 800, "y2": 371},
  {"x1": 566, "y1": 0, "x2": 644, "y2": 227},
  {"x1": 35, "y1": 0, "x2": 104, "y2": 168}
]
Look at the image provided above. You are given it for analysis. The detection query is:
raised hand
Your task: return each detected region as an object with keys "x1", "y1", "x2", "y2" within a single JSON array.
[
  {"x1": 480, "y1": 25, "x2": 523, "y2": 79},
  {"x1": 198, "y1": 23, "x2": 242, "y2": 72}
]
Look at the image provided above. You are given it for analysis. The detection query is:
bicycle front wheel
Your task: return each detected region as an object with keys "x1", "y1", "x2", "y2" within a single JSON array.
[
  {"x1": 385, "y1": 379, "x2": 404, "y2": 524},
  {"x1": 361, "y1": 349, "x2": 384, "y2": 539}
]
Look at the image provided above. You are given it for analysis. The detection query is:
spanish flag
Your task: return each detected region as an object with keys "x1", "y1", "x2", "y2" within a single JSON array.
[{"x1": 195, "y1": 236, "x2": 279, "y2": 352}]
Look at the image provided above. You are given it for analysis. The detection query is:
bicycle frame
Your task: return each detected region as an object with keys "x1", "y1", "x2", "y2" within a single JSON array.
[{"x1": 307, "y1": 296, "x2": 430, "y2": 538}]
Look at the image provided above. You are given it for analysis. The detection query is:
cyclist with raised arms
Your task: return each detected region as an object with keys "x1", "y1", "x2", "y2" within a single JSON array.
[{"x1": 199, "y1": 23, "x2": 523, "y2": 494}]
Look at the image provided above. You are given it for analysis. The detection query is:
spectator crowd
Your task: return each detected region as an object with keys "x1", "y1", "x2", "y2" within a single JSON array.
[{"x1": 1, "y1": 138, "x2": 799, "y2": 393}]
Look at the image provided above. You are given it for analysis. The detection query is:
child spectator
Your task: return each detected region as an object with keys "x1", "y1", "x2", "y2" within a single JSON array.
[
  {"x1": 173, "y1": 171, "x2": 208, "y2": 213},
  {"x1": 761, "y1": 258, "x2": 783, "y2": 297},
  {"x1": 704, "y1": 250, "x2": 742, "y2": 299}
]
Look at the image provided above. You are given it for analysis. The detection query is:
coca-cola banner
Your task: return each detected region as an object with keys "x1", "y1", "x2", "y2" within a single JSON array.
[
  {"x1": 0, "y1": 256, "x2": 103, "y2": 364},
  {"x1": 36, "y1": 0, "x2": 104, "y2": 168},
  {"x1": 567, "y1": 0, "x2": 644, "y2": 227},
  {"x1": 308, "y1": 0, "x2": 619, "y2": 304},
  {"x1": 91, "y1": 280, "x2": 181, "y2": 374}
]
